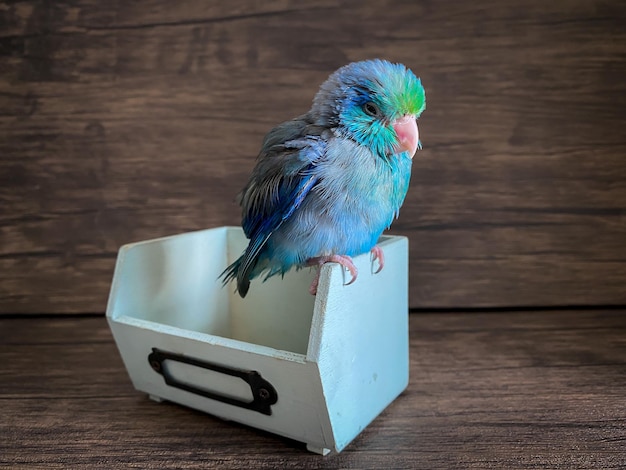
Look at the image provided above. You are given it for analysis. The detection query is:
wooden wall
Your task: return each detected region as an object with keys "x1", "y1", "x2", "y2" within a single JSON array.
[{"x1": 1, "y1": 0, "x2": 625, "y2": 313}]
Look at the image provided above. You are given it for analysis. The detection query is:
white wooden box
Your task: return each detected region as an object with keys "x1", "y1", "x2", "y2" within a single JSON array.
[{"x1": 106, "y1": 226, "x2": 409, "y2": 455}]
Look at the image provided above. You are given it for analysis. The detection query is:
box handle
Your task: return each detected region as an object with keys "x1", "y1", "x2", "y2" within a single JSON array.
[{"x1": 148, "y1": 348, "x2": 278, "y2": 416}]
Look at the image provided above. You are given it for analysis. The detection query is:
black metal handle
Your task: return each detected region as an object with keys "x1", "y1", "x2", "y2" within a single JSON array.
[{"x1": 148, "y1": 348, "x2": 278, "y2": 416}]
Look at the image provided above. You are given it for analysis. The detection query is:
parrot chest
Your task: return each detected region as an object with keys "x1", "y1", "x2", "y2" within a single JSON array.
[
  {"x1": 324, "y1": 141, "x2": 410, "y2": 218},
  {"x1": 293, "y1": 142, "x2": 411, "y2": 257},
  {"x1": 266, "y1": 139, "x2": 412, "y2": 266}
]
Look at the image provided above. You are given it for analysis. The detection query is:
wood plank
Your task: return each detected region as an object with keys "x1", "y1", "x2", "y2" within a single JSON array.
[
  {"x1": 1, "y1": 0, "x2": 625, "y2": 312},
  {"x1": 1, "y1": 311, "x2": 624, "y2": 468}
]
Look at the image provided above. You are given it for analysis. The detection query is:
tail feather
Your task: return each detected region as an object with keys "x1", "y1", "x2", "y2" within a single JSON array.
[
  {"x1": 220, "y1": 249, "x2": 258, "y2": 298},
  {"x1": 220, "y1": 228, "x2": 272, "y2": 298},
  {"x1": 236, "y1": 262, "x2": 251, "y2": 297},
  {"x1": 219, "y1": 258, "x2": 237, "y2": 286},
  {"x1": 219, "y1": 256, "x2": 250, "y2": 298}
]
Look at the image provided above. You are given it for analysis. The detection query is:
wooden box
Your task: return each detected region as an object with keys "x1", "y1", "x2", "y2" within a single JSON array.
[{"x1": 106, "y1": 227, "x2": 409, "y2": 455}]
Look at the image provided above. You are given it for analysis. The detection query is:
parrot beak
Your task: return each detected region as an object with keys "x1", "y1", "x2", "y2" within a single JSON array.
[{"x1": 392, "y1": 115, "x2": 419, "y2": 158}]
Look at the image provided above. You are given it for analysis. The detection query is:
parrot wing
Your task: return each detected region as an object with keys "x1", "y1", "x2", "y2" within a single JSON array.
[{"x1": 223, "y1": 115, "x2": 328, "y2": 296}]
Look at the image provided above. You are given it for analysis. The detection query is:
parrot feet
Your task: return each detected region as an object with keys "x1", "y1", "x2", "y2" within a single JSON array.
[
  {"x1": 370, "y1": 245, "x2": 385, "y2": 274},
  {"x1": 305, "y1": 247, "x2": 385, "y2": 295},
  {"x1": 306, "y1": 254, "x2": 358, "y2": 295}
]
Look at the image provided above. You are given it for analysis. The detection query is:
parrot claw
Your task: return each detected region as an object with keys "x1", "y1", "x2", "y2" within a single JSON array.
[
  {"x1": 306, "y1": 254, "x2": 358, "y2": 295},
  {"x1": 370, "y1": 245, "x2": 385, "y2": 274}
]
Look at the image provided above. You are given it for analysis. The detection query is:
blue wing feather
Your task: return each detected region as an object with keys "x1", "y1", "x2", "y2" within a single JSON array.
[
  {"x1": 220, "y1": 115, "x2": 326, "y2": 296},
  {"x1": 233, "y1": 172, "x2": 318, "y2": 295}
]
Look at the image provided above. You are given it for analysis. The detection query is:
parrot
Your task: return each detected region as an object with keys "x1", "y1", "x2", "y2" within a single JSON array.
[{"x1": 221, "y1": 59, "x2": 426, "y2": 298}]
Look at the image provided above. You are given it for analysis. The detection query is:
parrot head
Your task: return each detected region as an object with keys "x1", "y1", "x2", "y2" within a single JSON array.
[{"x1": 311, "y1": 59, "x2": 426, "y2": 159}]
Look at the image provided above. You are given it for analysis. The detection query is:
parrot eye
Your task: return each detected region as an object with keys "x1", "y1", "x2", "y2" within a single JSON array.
[{"x1": 363, "y1": 102, "x2": 382, "y2": 118}]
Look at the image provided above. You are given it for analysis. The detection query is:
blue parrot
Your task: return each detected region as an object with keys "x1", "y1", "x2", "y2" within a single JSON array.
[{"x1": 221, "y1": 59, "x2": 426, "y2": 297}]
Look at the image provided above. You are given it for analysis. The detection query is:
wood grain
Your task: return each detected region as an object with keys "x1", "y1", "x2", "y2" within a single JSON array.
[
  {"x1": 1, "y1": 311, "x2": 624, "y2": 468},
  {"x1": 1, "y1": 0, "x2": 626, "y2": 312}
]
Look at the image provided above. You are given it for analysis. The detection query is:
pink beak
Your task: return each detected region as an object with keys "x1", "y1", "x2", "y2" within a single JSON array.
[{"x1": 392, "y1": 115, "x2": 419, "y2": 158}]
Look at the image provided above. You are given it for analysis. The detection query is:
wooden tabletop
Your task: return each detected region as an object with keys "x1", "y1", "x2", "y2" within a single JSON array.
[{"x1": 2, "y1": 309, "x2": 624, "y2": 469}]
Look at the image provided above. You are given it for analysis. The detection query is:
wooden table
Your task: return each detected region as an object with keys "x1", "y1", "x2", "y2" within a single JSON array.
[{"x1": 2, "y1": 310, "x2": 624, "y2": 469}]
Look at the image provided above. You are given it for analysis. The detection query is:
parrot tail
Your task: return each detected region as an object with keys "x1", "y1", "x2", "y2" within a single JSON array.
[{"x1": 219, "y1": 256, "x2": 251, "y2": 298}]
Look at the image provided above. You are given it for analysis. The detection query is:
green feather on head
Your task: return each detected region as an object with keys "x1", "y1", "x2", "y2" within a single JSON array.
[{"x1": 312, "y1": 59, "x2": 426, "y2": 159}]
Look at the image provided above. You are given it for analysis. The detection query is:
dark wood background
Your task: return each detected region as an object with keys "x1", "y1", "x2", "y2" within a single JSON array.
[{"x1": 1, "y1": 0, "x2": 626, "y2": 313}]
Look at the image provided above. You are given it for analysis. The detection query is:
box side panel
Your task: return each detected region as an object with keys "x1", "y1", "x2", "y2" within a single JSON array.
[
  {"x1": 229, "y1": 269, "x2": 317, "y2": 355},
  {"x1": 107, "y1": 227, "x2": 231, "y2": 337},
  {"x1": 226, "y1": 227, "x2": 317, "y2": 356},
  {"x1": 310, "y1": 236, "x2": 410, "y2": 452}
]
